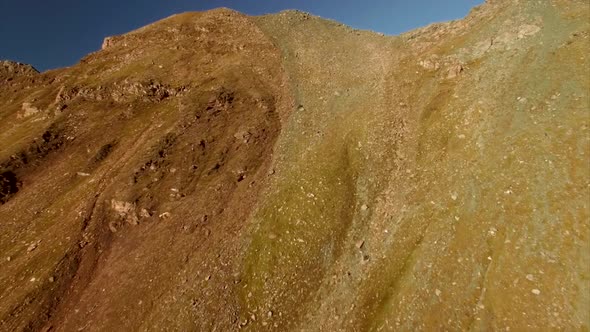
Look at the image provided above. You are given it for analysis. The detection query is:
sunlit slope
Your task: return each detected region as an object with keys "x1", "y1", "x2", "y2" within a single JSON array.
[
  {"x1": 0, "y1": 1, "x2": 587, "y2": 331},
  {"x1": 243, "y1": 1, "x2": 589, "y2": 330}
]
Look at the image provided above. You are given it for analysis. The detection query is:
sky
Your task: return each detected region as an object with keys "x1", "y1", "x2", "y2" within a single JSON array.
[{"x1": 0, "y1": 0, "x2": 483, "y2": 72}]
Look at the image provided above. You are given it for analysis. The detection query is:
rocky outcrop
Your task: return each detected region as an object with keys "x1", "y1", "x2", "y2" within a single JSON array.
[
  {"x1": 51, "y1": 80, "x2": 189, "y2": 111},
  {"x1": 101, "y1": 35, "x2": 126, "y2": 50},
  {"x1": 17, "y1": 102, "x2": 43, "y2": 119},
  {"x1": 0, "y1": 60, "x2": 39, "y2": 83},
  {"x1": 0, "y1": 60, "x2": 39, "y2": 76}
]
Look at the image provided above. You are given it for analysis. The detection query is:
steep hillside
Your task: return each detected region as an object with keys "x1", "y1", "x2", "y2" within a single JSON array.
[{"x1": 0, "y1": 0, "x2": 588, "y2": 331}]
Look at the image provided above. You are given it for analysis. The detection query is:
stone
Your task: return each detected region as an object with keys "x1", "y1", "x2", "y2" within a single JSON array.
[
  {"x1": 27, "y1": 241, "x2": 40, "y2": 253},
  {"x1": 447, "y1": 64, "x2": 464, "y2": 79},
  {"x1": 488, "y1": 227, "x2": 497, "y2": 237},
  {"x1": 356, "y1": 240, "x2": 365, "y2": 249},
  {"x1": 233, "y1": 130, "x2": 252, "y2": 144},
  {"x1": 111, "y1": 200, "x2": 133, "y2": 215},
  {"x1": 419, "y1": 59, "x2": 440, "y2": 71},
  {"x1": 101, "y1": 36, "x2": 122, "y2": 50},
  {"x1": 111, "y1": 200, "x2": 139, "y2": 225},
  {"x1": 159, "y1": 212, "x2": 171, "y2": 219},
  {"x1": 517, "y1": 25, "x2": 541, "y2": 39},
  {"x1": 360, "y1": 204, "x2": 368, "y2": 211},
  {"x1": 531, "y1": 289, "x2": 541, "y2": 295},
  {"x1": 18, "y1": 102, "x2": 41, "y2": 119},
  {"x1": 139, "y1": 208, "x2": 151, "y2": 218}
]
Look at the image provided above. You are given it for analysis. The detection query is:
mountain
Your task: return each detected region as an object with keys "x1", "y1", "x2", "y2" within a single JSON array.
[{"x1": 1, "y1": 1, "x2": 588, "y2": 331}]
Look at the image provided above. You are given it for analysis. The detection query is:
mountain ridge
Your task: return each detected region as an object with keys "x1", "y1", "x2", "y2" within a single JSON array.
[{"x1": 0, "y1": 1, "x2": 588, "y2": 331}]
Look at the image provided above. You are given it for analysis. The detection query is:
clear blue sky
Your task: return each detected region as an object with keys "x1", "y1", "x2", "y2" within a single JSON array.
[{"x1": 0, "y1": 0, "x2": 483, "y2": 72}]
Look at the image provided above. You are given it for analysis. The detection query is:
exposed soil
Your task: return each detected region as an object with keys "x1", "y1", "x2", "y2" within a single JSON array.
[{"x1": 0, "y1": 1, "x2": 588, "y2": 331}]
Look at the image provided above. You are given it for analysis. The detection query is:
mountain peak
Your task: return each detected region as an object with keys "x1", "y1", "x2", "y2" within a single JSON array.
[{"x1": 1, "y1": 2, "x2": 588, "y2": 331}]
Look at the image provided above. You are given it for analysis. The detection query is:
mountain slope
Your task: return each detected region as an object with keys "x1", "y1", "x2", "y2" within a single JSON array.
[{"x1": 0, "y1": 1, "x2": 588, "y2": 331}]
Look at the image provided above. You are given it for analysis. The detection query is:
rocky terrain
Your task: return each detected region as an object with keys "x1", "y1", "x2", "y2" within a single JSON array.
[{"x1": 0, "y1": 0, "x2": 588, "y2": 331}]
